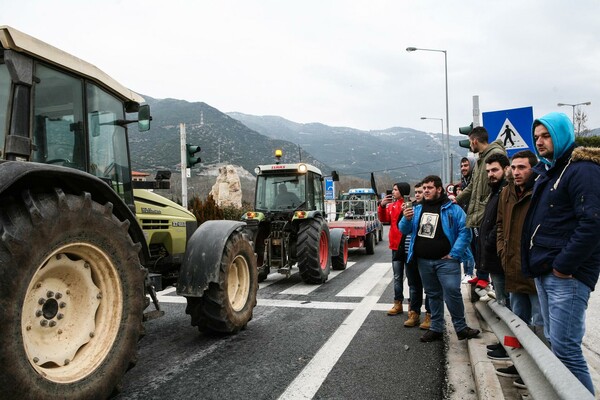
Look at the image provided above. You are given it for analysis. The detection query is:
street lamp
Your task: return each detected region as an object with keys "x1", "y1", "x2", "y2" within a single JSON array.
[
  {"x1": 421, "y1": 117, "x2": 444, "y2": 179},
  {"x1": 407, "y1": 46, "x2": 450, "y2": 184},
  {"x1": 557, "y1": 101, "x2": 591, "y2": 124}
]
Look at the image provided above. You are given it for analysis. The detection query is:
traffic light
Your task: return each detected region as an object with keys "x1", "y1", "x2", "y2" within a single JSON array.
[
  {"x1": 458, "y1": 123, "x2": 473, "y2": 149},
  {"x1": 458, "y1": 122, "x2": 473, "y2": 135},
  {"x1": 186, "y1": 144, "x2": 201, "y2": 168}
]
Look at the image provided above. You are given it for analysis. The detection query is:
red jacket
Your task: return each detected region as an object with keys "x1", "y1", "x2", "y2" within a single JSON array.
[{"x1": 378, "y1": 199, "x2": 404, "y2": 250}]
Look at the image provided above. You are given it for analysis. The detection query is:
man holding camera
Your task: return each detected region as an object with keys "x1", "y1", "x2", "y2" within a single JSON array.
[{"x1": 400, "y1": 175, "x2": 479, "y2": 342}]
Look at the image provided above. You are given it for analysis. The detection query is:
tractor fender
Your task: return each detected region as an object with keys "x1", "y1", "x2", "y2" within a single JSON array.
[
  {"x1": 329, "y1": 227, "x2": 347, "y2": 257},
  {"x1": 177, "y1": 220, "x2": 251, "y2": 297},
  {"x1": 0, "y1": 161, "x2": 149, "y2": 263}
]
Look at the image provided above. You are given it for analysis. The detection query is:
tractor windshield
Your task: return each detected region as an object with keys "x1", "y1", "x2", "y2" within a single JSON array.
[
  {"x1": 0, "y1": 62, "x2": 9, "y2": 153},
  {"x1": 255, "y1": 174, "x2": 306, "y2": 211}
]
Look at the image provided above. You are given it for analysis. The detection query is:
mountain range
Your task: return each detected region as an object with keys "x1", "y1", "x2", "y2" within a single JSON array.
[{"x1": 129, "y1": 97, "x2": 458, "y2": 184}]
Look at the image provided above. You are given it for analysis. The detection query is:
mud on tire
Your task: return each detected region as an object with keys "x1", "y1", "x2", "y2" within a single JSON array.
[
  {"x1": 297, "y1": 217, "x2": 331, "y2": 283},
  {"x1": 0, "y1": 188, "x2": 144, "y2": 400},
  {"x1": 186, "y1": 231, "x2": 258, "y2": 333}
]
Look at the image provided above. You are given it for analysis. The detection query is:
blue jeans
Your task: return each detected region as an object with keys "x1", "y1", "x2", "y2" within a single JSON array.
[
  {"x1": 535, "y1": 274, "x2": 594, "y2": 395},
  {"x1": 509, "y1": 292, "x2": 543, "y2": 327},
  {"x1": 462, "y1": 258, "x2": 474, "y2": 276},
  {"x1": 490, "y1": 273, "x2": 508, "y2": 307},
  {"x1": 391, "y1": 250, "x2": 404, "y2": 301},
  {"x1": 417, "y1": 258, "x2": 467, "y2": 333},
  {"x1": 404, "y1": 259, "x2": 431, "y2": 313}
]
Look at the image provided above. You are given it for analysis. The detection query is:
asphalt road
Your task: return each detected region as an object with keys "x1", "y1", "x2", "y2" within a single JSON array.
[{"x1": 117, "y1": 230, "x2": 448, "y2": 400}]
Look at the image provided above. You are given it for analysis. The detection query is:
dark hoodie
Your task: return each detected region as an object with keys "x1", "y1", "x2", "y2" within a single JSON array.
[
  {"x1": 521, "y1": 112, "x2": 600, "y2": 290},
  {"x1": 477, "y1": 177, "x2": 506, "y2": 274}
]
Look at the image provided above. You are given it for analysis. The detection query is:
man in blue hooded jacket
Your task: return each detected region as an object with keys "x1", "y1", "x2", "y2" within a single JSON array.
[{"x1": 522, "y1": 112, "x2": 600, "y2": 395}]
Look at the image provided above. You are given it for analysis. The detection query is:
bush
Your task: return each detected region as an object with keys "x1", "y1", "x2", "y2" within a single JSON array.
[
  {"x1": 576, "y1": 136, "x2": 600, "y2": 147},
  {"x1": 188, "y1": 196, "x2": 253, "y2": 224}
]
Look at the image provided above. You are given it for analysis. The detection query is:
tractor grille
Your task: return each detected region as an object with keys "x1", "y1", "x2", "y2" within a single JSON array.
[
  {"x1": 140, "y1": 219, "x2": 169, "y2": 230},
  {"x1": 270, "y1": 221, "x2": 287, "y2": 239}
]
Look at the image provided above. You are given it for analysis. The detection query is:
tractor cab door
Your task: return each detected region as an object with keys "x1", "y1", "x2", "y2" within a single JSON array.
[{"x1": 28, "y1": 63, "x2": 134, "y2": 205}]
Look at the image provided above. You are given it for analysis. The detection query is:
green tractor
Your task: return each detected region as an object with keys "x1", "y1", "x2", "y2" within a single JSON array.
[
  {"x1": 0, "y1": 26, "x2": 257, "y2": 399},
  {"x1": 242, "y1": 151, "x2": 348, "y2": 283}
]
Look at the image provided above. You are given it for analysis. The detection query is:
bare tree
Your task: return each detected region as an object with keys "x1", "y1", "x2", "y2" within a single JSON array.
[{"x1": 574, "y1": 108, "x2": 590, "y2": 137}]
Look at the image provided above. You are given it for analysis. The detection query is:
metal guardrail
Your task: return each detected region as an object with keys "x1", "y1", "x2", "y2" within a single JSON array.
[
  {"x1": 332, "y1": 199, "x2": 378, "y2": 221},
  {"x1": 473, "y1": 287, "x2": 594, "y2": 400}
]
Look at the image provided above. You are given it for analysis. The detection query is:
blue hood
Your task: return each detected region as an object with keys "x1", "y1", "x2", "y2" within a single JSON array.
[{"x1": 531, "y1": 112, "x2": 575, "y2": 166}]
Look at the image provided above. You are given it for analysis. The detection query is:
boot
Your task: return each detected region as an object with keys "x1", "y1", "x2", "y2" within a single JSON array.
[
  {"x1": 419, "y1": 313, "x2": 431, "y2": 330},
  {"x1": 404, "y1": 310, "x2": 420, "y2": 327},
  {"x1": 387, "y1": 300, "x2": 403, "y2": 315}
]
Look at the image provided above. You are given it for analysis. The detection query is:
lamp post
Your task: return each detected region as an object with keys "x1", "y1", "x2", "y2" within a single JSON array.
[
  {"x1": 407, "y1": 47, "x2": 450, "y2": 184},
  {"x1": 557, "y1": 101, "x2": 591, "y2": 124},
  {"x1": 421, "y1": 117, "x2": 444, "y2": 179}
]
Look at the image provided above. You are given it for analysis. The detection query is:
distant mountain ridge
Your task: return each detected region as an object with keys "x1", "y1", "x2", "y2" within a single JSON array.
[{"x1": 227, "y1": 112, "x2": 456, "y2": 182}]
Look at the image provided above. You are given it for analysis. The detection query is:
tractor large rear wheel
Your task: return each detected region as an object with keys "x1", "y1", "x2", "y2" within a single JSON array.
[
  {"x1": 186, "y1": 231, "x2": 258, "y2": 333},
  {"x1": 297, "y1": 218, "x2": 331, "y2": 283},
  {"x1": 0, "y1": 188, "x2": 144, "y2": 400}
]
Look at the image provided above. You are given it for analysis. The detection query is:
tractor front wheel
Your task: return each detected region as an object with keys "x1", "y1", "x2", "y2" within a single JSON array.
[{"x1": 186, "y1": 231, "x2": 258, "y2": 333}]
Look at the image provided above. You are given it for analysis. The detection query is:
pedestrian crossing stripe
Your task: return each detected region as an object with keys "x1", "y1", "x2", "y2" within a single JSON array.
[{"x1": 497, "y1": 118, "x2": 529, "y2": 150}]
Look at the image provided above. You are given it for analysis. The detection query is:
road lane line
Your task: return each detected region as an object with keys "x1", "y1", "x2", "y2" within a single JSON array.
[
  {"x1": 280, "y1": 262, "x2": 356, "y2": 295},
  {"x1": 278, "y1": 269, "x2": 392, "y2": 399},
  {"x1": 335, "y1": 262, "x2": 389, "y2": 297},
  {"x1": 258, "y1": 298, "x2": 357, "y2": 310}
]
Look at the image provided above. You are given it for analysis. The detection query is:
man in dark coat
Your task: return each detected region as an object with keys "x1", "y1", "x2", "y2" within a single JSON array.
[{"x1": 522, "y1": 112, "x2": 600, "y2": 395}]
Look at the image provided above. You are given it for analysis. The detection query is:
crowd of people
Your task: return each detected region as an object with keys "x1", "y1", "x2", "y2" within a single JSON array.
[{"x1": 376, "y1": 112, "x2": 599, "y2": 395}]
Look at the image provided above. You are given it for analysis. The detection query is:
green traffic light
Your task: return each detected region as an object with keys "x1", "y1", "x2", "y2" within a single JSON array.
[
  {"x1": 459, "y1": 139, "x2": 471, "y2": 149},
  {"x1": 186, "y1": 144, "x2": 201, "y2": 168},
  {"x1": 458, "y1": 123, "x2": 473, "y2": 136}
]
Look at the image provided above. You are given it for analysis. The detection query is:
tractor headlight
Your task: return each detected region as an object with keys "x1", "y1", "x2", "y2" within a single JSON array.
[{"x1": 298, "y1": 164, "x2": 307, "y2": 173}]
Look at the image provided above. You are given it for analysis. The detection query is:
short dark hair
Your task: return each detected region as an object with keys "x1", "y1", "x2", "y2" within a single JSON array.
[
  {"x1": 421, "y1": 175, "x2": 443, "y2": 189},
  {"x1": 460, "y1": 157, "x2": 470, "y2": 164},
  {"x1": 511, "y1": 150, "x2": 538, "y2": 168},
  {"x1": 486, "y1": 153, "x2": 510, "y2": 169},
  {"x1": 469, "y1": 126, "x2": 488, "y2": 143},
  {"x1": 414, "y1": 181, "x2": 422, "y2": 188}
]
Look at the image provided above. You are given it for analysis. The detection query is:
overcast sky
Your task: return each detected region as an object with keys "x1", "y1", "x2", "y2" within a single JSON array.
[{"x1": 4, "y1": 0, "x2": 600, "y2": 136}]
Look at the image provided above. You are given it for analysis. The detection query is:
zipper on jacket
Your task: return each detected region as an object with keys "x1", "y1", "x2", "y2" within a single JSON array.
[{"x1": 529, "y1": 224, "x2": 541, "y2": 250}]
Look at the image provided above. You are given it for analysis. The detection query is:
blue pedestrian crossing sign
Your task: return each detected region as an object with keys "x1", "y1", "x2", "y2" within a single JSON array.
[
  {"x1": 482, "y1": 106, "x2": 534, "y2": 156},
  {"x1": 325, "y1": 177, "x2": 335, "y2": 200}
]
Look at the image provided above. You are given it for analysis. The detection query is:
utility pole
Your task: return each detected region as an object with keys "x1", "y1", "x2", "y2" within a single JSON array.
[{"x1": 180, "y1": 123, "x2": 188, "y2": 208}]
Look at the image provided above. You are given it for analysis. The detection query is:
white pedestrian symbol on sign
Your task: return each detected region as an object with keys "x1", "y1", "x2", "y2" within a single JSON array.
[{"x1": 498, "y1": 118, "x2": 528, "y2": 150}]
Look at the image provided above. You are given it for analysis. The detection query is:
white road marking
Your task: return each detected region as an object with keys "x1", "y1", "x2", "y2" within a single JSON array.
[
  {"x1": 258, "y1": 298, "x2": 357, "y2": 310},
  {"x1": 335, "y1": 262, "x2": 389, "y2": 297},
  {"x1": 278, "y1": 268, "x2": 392, "y2": 400},
  {"x1": 280, "y1": 262, "x2": 356, "y2": 295}
]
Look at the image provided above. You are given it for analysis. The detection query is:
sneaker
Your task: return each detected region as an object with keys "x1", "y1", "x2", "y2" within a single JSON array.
[
  {"x1": 487, "y1": 347, "x2": 509, "y2": 360},
  {"x1": 461, "y1": 274, "x2": 473, "y2": 284},
  {"x1": 513, "y1": 377, "x2": 526, "y2": 389},
  {"x1": 486, "y1": 342, "x2": 502, "y2": 351},
  {"x1": 467, "y1": 276, "x2": 480, "y2": 285},
  {"x1": 420, "y1": 330, "x2": 443, "y2": 343},
  {"x1": 476, "y1": 279, "x2": 489, "y2": 289},
  {"x1": 486, "y1": 289, "x2": 496, "y2": 299},
  {"x1": 457, "y1": 327, "x2": 480, "y2": 340},
  {"x1": 496, "y1": 365, "x2": 519, "y2": 378},
  {"x1": 479, "y1": 294, "x2": 491, "y2": 302}
]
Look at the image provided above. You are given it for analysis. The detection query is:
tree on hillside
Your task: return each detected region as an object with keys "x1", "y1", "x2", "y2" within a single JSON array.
[{"x1": 574, "y1": 108, "x2": 590, "y2": 137}]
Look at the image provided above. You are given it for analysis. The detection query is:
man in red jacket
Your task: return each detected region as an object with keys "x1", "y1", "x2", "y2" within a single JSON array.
[{"x1": 378, "y1": 182, "x2": 410, "y2": 315}]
